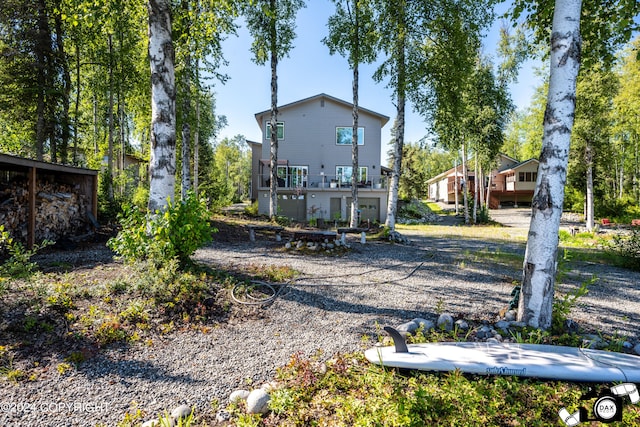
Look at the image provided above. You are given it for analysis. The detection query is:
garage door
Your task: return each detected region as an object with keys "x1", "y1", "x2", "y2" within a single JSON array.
[
  {"x1": 347, "y1": 197, "x2": 380, "y2": 223},
  {"x1": 278, "y1": 194, "x2": 306, "y2": 220}
]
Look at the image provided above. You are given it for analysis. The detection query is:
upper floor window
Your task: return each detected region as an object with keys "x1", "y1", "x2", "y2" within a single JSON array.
[
  {"x1": 265, "y1": 122, "x2": 285, "y2": 140},
  {"x1": 336, "y1": 126, "x2": 364, "y2": 145},
  {"x1": 518, "y1": 172, "x2": 537, "y2": 182},
  {"x1": 336, "y1": 166, "x2": 368, "y2": 184}
]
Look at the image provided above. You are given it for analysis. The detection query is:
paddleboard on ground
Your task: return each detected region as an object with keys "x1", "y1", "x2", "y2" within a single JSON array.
[{"x1": 364, "y1": 327, "x2": 640, "y2": 384}]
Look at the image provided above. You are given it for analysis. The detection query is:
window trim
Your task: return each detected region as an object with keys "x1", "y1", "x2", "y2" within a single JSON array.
[
  {"x1": 335, "y1": 126, "x2": 364, "y2": 145},
  {"x1": 265, "y1": 122, "x2": 285, "y2": 140}
]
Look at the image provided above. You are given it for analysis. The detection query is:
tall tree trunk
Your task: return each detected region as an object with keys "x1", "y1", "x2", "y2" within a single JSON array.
[
  {"x1": 585, "y1": 143, "x2": 594, "y2": 231},
  {"x1": 107, "y1": 34, "x2": 115, "y2": 201},
  {"x1": 34, "y1": 0, "x2": 50, "y2": 161},
  {"x1": 461, "y1": 142, "x2": 469, "y2": 224},
  {"x1": 473, "y1": 153, "x2": 478, "y2": 224},
  {"x1": 517, "y1": 0, "x2": 582, "y2": 330},
  {"x1": 268, "y1": 0, "x2": 279, "y2": 219},
  {"x1": 181, "y1": 54, "x2": 192, "y2": 199},
  {"x1": 454, "y1": 156, "x2": 459, "y2": 214},
  {"x1": 55, "y1": 11, "x2": 71, "y2": 164},
  {"x1": 147, "y1": 0, "x2": 177, "y2": 213},
  {"x1": 194, "y1": 59, "x2": 200, "y2": 196},
  {"x1": 73, "y1": 42, "x2": 80, "y2": 165},
  {"x1": 350, "y1": 51, "x2": 360, "y2": 227},
  {"x1": 180, "y1": 0, "x2": 192, "y2": 199},
  {"x1": 384, "y1": 6, "x2": 405, "y2": 231}
]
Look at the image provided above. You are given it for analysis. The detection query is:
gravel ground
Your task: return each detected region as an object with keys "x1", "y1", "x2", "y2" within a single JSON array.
[{"x1": 2, "y1": 213, "x2": 640, "y2": 426}]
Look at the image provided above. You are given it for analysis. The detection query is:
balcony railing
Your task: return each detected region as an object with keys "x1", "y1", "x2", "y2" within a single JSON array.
[{"x1": 258, "y1": 173, "x2": 389, "y2": 190}]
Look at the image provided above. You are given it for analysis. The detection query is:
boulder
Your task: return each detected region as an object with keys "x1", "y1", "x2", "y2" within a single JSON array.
[
  {"x1": 454, "y1": 319, "x2": 469, "y2": 331},
  {"x1": 436, "y1": 313, "x2": 454, "y2": 331},
  {"x1": 171, "y1": 404, "x2": 192, "y2": 420},
  {"x1": 246, "y1": 389, "x2": 270, "y2": 414},
  {"x1": 413, "y1": 318, "x2": 435, "y2": 331},
  {"x1": 229, "y1": 389, "x2": 250, "y2": 404},
  {"x1": 396, "y1": 321, "x2": 419, "y2": 334}
]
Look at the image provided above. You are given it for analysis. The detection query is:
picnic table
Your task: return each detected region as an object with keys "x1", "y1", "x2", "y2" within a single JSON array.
[
  {"x1": 337, "y1": 227, "x2": 368, "y2": 244},
  {"x1": 246, "y1": 224, "x2": 284, "y2": 242}
]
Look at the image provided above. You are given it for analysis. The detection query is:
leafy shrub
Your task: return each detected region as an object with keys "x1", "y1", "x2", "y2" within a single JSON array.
[
  {"x1": 0, "y1": 225, "x2": 53, "y2": 279},
  {"x1": 606, "y1": 229, "x2": 640, "y2": 270},
  {"x1": 244, "y1": 201, "x2": 259, "y2": 216},
  {"x1": 108, "y1": 192, "x2": 215, "y2": 266}
]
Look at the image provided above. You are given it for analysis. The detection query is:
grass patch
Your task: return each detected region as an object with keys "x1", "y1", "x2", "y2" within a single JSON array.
[{"x1": 229, "y1": 350, "x2": 640, "y2": 426}]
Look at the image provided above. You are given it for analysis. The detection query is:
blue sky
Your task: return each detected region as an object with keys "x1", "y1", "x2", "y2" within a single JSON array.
[{"x1": 214, "y1": 1, "x2": 543, "y2": 164}]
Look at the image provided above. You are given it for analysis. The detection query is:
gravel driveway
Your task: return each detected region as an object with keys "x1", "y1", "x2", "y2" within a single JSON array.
[{"x1": 3, "y1": 214, "x2": 640, "y2": 426}]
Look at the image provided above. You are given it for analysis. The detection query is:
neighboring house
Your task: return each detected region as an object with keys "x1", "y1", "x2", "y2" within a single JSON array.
[
  {"x1": 427, "y1": 153, "x2": 540, "y2": 208},
  {"x1": 249, "y1": 93, "x2": 390, "y2": 223}
]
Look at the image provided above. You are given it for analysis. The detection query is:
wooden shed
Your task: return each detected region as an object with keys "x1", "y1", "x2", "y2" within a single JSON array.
[{"x1": 0, "y1": 153, "x2": 98, "y2": 248}]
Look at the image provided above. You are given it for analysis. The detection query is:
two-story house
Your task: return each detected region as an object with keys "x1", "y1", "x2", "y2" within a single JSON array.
[
  {"x1": 426, "y1": 153, "x2": 540, "y2": 208},
  {"x1": 248, "y1": 93, "x2": 390, "y2": 223}
]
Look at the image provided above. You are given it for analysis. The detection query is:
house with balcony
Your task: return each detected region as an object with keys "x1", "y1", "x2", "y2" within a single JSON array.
[
  {"x1": 427, "y1": 153, "x2": 539, "y2": 208},
  {"x1": 248, "y1": 93, "x2": 390, "y2": 223}
]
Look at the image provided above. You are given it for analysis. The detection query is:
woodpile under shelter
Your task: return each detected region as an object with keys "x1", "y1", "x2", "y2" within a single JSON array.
[{"x1": 0, "y1": 153, "x2": 98, "y2": 248}]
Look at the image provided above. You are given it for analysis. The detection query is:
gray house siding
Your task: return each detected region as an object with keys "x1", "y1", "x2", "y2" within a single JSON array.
[{"x1": 252, "y1": 94, "x2": 389, "y2": 222}]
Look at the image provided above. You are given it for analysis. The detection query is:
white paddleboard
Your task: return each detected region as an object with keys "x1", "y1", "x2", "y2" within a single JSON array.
[{"x1": 365, "y1": 339, "x2": 640, "y2": 384}]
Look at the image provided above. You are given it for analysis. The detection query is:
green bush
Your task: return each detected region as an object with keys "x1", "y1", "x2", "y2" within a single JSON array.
[
  {"x1": 606, "y1": 229, "x2": 640, "y2": 270},
  {"x1": 0, "y1": 225, "x2": 53, "y2": 279},
  {"x1": 108, "y1": 192, "x2": 215, "y2": 266}
]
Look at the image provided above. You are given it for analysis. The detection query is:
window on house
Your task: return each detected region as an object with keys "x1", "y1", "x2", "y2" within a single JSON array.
[
  {"x1": 290, "y1": 166, "x2": 308, "y2": 187},
  {"x1": 336, "y1": 166, "x2": 368, "y2": 183},
  {"x1": 336, "y1": 127, "x2": 364, "y2": 145},
  {"x1": 265, "y1": 122, "x2": 284, "y2": 140},
  {"x1": 276, "y1": 165, "x2": 308, "y2": 187},
  {"x1": 506, "y1": 173, "x2": 516, "y2": 183},
  {"x1": 518, "y1": 172, "x2": 537, "y2": 182}
]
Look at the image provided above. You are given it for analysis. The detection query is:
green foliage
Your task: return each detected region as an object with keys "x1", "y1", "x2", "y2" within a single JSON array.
[
  {"x1": 233, "y1": 351, "x2": 611, "y2": 426},
  {"x1": 108, "y1": 192, "x2": 215, "y2": 266},
  {"x1": 244, "y1": 201, "x2": 259, "y2": 216},
  {"x1": 552, "y1": 278, "x2": 593, "y2": 334},
  {"x1": 0, "y1": 225, "x2": 53, "y2": 279},
  {"x1": 606, "y1": 229, "x2": 640, "y2": 270}
]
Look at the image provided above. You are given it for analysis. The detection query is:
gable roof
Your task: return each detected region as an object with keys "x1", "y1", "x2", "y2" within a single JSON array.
[
  {"x1": 254, "y1": 93, "x2": 390, "y2": 128},
  {"x1": 497, "y1": 158, "x2": 539, "y2": 174}
]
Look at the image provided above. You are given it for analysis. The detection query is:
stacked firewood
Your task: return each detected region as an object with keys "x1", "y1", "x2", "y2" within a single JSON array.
[{"x1": 0, "y1": 179, "x2": 89, "y2": 243}]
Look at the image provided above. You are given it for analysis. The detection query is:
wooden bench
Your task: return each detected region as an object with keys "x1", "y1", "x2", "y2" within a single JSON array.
[
  {"x1": 292, "y1": 230, "x2": 337, "y2": 243},
  {"x1": 337, "y1": 227, "x2": 368, "y2": 245},
  {"x1": 246, "y1": 224, "x2": 284, "y2": 242}
]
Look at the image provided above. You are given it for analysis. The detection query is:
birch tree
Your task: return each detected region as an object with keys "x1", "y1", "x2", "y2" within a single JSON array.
[
  {"x1": 147, "y1": 0, "x2": 176, "y2": 213},
  {"x1": 517, "y1": 0, "x2": 582, "y2": 329},
  {"x1": 244, "y1": 0, "x2": 305, "y2": 219},
  {"x1": 510, "y1": 0, "x2": 639, "y2": 329},
  {"x1": 324, "y1": 0, "x2": 378, "y2": 228}
]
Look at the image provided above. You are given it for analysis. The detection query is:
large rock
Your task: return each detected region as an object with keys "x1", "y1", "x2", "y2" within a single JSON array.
[
  {"x1": 229, "y1": 389, "x2": 250, "y2": 404},
  {"x1": 436, "y1": 313, "x2": 454, "y2": 331},
  {"x1": 413, "y1": 318, "x2": 435, "y2": 332},
  {"x1": 171, "y1": 404, "x2": 192, "y2": 420},
  {"x1": 396, "y1": 321, "x2": 419, "y2": 334},
  {"x1": 246, "y1": 388, "x2": 270, "y2": 414}
]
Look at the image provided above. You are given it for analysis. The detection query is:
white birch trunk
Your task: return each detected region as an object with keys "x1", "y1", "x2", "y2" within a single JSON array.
[
  {"x1": 454, "y1": 157, "x2": 459, "y2": 215},
  {"x1": 147, "y1": 0, "x2": 177, "y2": 213},
  {"x1": 350, "y1": 61, "x2": 360, "y2": 228},
  {"x1": 518, "y1": 0, "x2": 582, "y2": 329},
  {"x1": 461, "y1": 142, "x2": 469, "y2": 224},
  {"x1": 181, "y1": 54, "x2": 192, "y2": 199},
  {"x1": 585, "y1": 144, "x2": 594, "y2": 231},
  {"x1": 268, "y1": 2, "x2": 279, "y2": 219}
]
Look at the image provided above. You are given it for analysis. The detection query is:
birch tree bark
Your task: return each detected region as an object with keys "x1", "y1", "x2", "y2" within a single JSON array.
[
  {"x1": 147, "y1": 0, "x2": 177, "y2": 213},
  {"x1": 517, "y1": 0, "x2": 582, "y2": 329}
]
